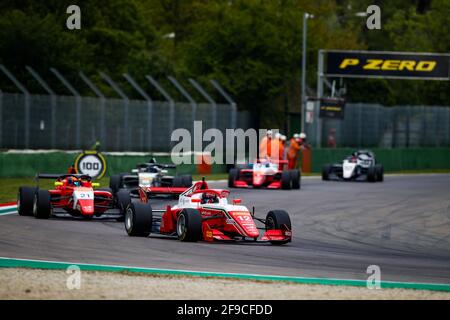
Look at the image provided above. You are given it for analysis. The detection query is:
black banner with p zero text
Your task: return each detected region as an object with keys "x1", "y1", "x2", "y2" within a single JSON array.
[{"x1": 326, "y1": 51, "x2": 450, "y2": 80}]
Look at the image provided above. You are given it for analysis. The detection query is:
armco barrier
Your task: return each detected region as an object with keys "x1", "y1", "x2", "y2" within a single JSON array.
[
  {"x1": 0, "y1": 152, "x2": 225, "y2": 178},
  {"x1": 311, "y1": 148, "x2": 450, "y2": 172},
  {"x1": 0, "y1": 148, "x2": 449, "y2": 177}
]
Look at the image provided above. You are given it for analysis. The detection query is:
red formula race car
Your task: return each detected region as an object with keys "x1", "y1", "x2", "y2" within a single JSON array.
[
  {"x1": 17, "y1": 174, "x2": 130, "y2": 220},
  {"x1": 228, "y1": 159, "x2": 301, "y2": 190},
  {"x1": 124, "y1": 179, "x2": 292, "y2": 245}
]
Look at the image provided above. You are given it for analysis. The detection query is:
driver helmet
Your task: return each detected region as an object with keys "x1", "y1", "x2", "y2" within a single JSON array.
[
  {"x1": 266, "y1": 130, "x2": 273, "y2": 138},
  {"x1": 201, "y1": 193, "x2": 218, "y2": 204},
  {"x1": 299, "y1": 133, "x2": 307, "y2": 140}
]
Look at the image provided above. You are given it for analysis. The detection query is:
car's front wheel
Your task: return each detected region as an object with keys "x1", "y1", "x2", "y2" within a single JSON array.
[
  {"x1": 281, "y1": 171, "x2": 291, "y2": 190},
  {"x1": 33, "y1": 190, "x2": 52, "y2": 219},
  {"x1": 265, "y1": 210, "x2": 291, "y2": 245},
  {"x1": 228, "y1": 168, "x2": 240, "y2": 188},
  {"x1": 18, "y1": 186, "x2": 36, "y2": 216},
  {"x1": 322, "y1": 165, "x2": 331, "y2": 181},
  {"x1": 375, "y1": 164, "x2": 384, "y2": 182},
  {"x1": 290, "y1": 169, "x2": 301, "y2": 189},
  {"x1": 177, "y1": 209, "x2": 203, "y2": 242},
  {"x1": 125, "y1": 202, "x2": 153, "y2": 237},
  {"x1": 367, "y1": 166, "x2": 377, "y2": 182}
]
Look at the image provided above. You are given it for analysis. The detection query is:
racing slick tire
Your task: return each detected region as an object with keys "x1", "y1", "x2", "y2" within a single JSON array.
[
  {"x1": 125, "y1": 201, "x2": 153, "y2": 237},
  {"x1": 228, "y1": 168, "x2": 240, "y2": 188},
  {"x1": 116, "y1": 189, "x2": 131, "y2": 221},
  {"x1": 172, "y1": 176, "x2": 184, "y2": 187},
  {"x1": 33, "y1": 189, "x2": 52, "y2": 219},
  {"x1": 290, "y1": 169, "x2": 301, "y2": 189},
  {"x1": 281, "y1": 171, "x2": 292, "y2": 190},
  {"x1": 18, "y1": 186, "x2": 36, "y2": 216},
  {"x1": 177, "y1": 209, "x2": 203, "y2": 242},
  {"x1": 322, "y1": 165, "x2": 331, "y2": 181},
  {"x1": 109, "y1": 175, "x2": 123, "y2": 194},
  {"x1": 265, "y1": 210, "x2": 291, "y2": 245},
  {"x1": 375, "y1": 164, "x2": 384, "y2": 182},
  {"x1": 182, "y1": 175, "x2": 193, "y2": 187},
  {"x1": 367, "y1": 166, "x2": 377, "y2": 182}
]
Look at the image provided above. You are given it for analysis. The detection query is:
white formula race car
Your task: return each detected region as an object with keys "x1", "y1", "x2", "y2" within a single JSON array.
[{"x1": 322, "y1": 150, "x2": 384, "y2": 182}]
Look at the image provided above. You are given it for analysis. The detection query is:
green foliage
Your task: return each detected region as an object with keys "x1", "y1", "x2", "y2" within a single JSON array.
[{"x1": 0, "y1": 0, "x2": 448, "y2": 127}]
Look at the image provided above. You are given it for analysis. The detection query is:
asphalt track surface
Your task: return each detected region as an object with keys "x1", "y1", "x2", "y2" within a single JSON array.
[{"x1": 1, "y1": 174, "x2": 450, "y2": 284}]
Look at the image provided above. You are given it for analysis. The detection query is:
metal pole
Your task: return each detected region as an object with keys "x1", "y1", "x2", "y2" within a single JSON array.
[
  {"x1": 0, "y1": 65, "x2": 31, "y2": 149},
  {"x1": 301, "y1": 13, "x2": 308, "y2": 133},
  {"x1": 26, "y1": 66, "x2": 57, "y2": 149},
  {"x1": 123, "y1": 73, "x2": 154, "y2": 151},
  {"x1": 79, "y1": 71, "x2": 106, "y2": 147},
  {"x1": 100, "y1": 72, "x2": 130, "y2": 150},
  {"x1": 210, "y1": 79, "x2": 237, "y2": 129},
  {"x1": 316, "y1": 50, "x2": 324, "y2": 148},
  {"x1": 188, "y1": 78, "x2": 216, "y2": 129},
  {"x1": 50, "y1": 68, "x2": 81, "y2": 149},
  {"x1": 146, "y1": 75, "x2": 175, "y2": 149},
  {"x1": 167, "y1": 76, "x2": 197, "y2": 131},
  {"x1": 0, "y1": 89, "x2": 2, "y2": 148}
]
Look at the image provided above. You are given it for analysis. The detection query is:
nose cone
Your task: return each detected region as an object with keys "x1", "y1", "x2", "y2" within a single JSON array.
[
  {"x1": 229, "y1": 211, "x2": 260, "y2": 238},
  {"x1": 253, "y1": 174, "x2": 264, "y2": 187},
  {"x1": 78, "y1": 199, "x2": 94, "y2": 215}
]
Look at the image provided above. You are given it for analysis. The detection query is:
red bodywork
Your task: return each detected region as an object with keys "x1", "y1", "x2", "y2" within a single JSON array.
[
  {"x1": 233, "y1": 159, "x2": 288, "y2": 189},
  {"x1": 47, "y1": 176, "x2": 113, "y2": 217},
  {"x1": 155, "y1": 181, "x2": 292, "y2": 243}
]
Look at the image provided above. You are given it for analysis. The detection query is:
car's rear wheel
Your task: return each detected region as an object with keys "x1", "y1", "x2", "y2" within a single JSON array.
[
  {"x1": 125, "y1": 201, "x2": 153, "y2": 237},
  {"x1": 375, "y1": 164, "x2": 384, "y2": 182},
  {"x1": 290, "y1": 169, "x2": 301, "y2": 189},
  {"x1": 322, "y1": 165, "x2": 331, "y2": 181},
  {"x1": 172, "y1": 176, "x2": 184, "y2": 187},
  {"x1": 18, "y1": 186, "x2": 36, "y2": 216},
  {"x1": 228, "y1": 168, "x2": 240, "y2": 188},
  {"x1": 367, "y1": 166, "x2": 377, "y2": 182},
  {"x1": 281, "y1": 171, "x2": 291, "y2": 190},
  {"x1": 116, "y1": 189, "x2": 131, "y2": 221},
  {"x1": 109, "y1": 175, "x2": 122, "y2": 194},
  {"x1": 33, "y1": 190, "x2": 52, "y2": 219},
  {"x1": 177, "y1": 209, "x2": 203, "y2": 242},
  {"x1": 182, "y1": 175, "x2": 193, "y2": 187},
  {"x1": 265, "y1": 210, "x2": 291, "y2": 245}
]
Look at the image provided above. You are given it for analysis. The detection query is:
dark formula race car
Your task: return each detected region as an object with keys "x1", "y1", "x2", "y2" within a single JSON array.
[
  {"x1": 322, "y1": 150, "x2": 384, "y2": 182},
  {"x1": 18, "y1": 174, "x2": 130, "y2": 220},
  {"x1": 124, "y1": 179, "x2": 292, "y2": 245},
  {"x1": 228, "y1": 159, "x2": 301, "y2": 190},
  {"x1": 109, "y1": 159, "x2": 192, "y2": 198}
]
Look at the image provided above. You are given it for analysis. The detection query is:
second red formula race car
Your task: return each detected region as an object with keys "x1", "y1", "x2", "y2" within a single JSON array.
[
  {"x1": 18, "y1": 174, "x2": 130, "y2": 220},
  {"x1": 124, "y1": 179, "x2": 292, "y2": 245},
  {"x1": 228, "y1": 159, "x2": 301, "y2": 190}
]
